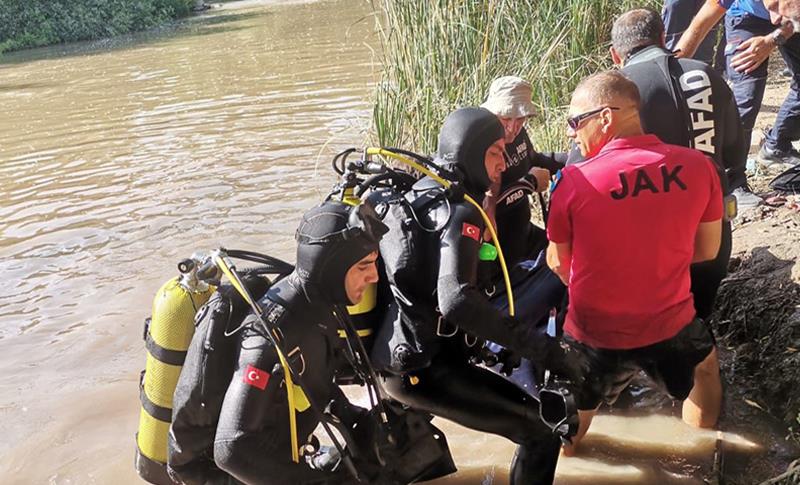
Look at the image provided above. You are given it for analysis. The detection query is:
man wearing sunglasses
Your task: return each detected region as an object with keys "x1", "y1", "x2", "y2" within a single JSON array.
[{"x1": 546, "y1": 70, "x2": 723, "y2": 456}]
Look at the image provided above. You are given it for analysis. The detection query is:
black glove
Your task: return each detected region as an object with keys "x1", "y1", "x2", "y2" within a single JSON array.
[{"x1": 504, "y1": 315, "x2": 557, "y2": 369}]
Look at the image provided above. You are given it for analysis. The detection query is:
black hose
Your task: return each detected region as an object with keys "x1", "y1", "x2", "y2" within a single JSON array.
[
  {"x1": 225, "y1": 249, "x2": 294, "y2": 276},
  {"x1": 383, "y1": 147, "x2": 460, "y2": 182},
  {"x1": 354, "y1": 171, "x2": 417, "y2": 197},
  {"x1": 331, "y1": 148, "x2": 357, "y2": 176}
]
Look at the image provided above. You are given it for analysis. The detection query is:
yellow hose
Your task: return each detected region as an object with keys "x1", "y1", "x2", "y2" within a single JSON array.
[
  {"x1": 213, "y1": 254, "x2": 301, "y2": 464},
  {"x1": 365, "y1": 147, "x2": 515, "y2": 316}
]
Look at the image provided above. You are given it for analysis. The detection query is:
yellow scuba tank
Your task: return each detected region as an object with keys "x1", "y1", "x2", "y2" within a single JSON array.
[
  {"x1": 340, "y1": 185, "x2": 379, "y2": 352},
  {"x1": 135, "y1": 257, "x2": 214, "y2": 485}
]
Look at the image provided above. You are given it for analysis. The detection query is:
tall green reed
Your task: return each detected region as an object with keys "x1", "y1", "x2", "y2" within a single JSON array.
[{"x1": 372, "y1": 0, "x2": 658, "y2": 153}]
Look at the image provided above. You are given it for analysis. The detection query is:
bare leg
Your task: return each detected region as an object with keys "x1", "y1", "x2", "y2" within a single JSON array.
[
  {"x1": 561, "y1": 407, "x2": 598, "y2": 456},
  {"x1": 682, "y1": 347, "x2": 722, "y2": 428}
]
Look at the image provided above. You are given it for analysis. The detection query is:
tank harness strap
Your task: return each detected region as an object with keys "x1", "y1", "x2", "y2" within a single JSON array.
[
  {"x1": 213, "y1": 253, "x2": 302, "y2": 463},
  {"x1": 139, "y1": 385, "x2": 172, "y2": 422},
  {"x1": 145, "y1": 333, "x2": 187, "y2": 366}
]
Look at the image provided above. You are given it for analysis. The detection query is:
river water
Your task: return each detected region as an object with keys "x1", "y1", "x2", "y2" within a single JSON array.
[{"x1": 0, "y1": 1, "x2": 775, "y2": 484}]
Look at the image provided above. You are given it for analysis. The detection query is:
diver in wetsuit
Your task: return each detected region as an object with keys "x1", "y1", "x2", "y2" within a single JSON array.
[
  {"x1": 210, "y1": 201, "x2": 388, "y2": 485},
  {"x1": 370, "y1": 107, "x2": 562, "y2": 485}
]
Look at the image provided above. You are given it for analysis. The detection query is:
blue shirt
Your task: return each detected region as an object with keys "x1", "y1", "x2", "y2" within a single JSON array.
[{"x1": 719, "y1": 0, "x2": 770, "y2": 20}]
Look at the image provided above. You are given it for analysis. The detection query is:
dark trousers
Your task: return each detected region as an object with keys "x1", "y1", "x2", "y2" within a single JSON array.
[
  {"x1": 663, "y1": 0, "x2": 726, "y2": 70},
  {"x1": 726, "y1": 13, "x2": 800, "y2": 152},
  {"x1": 382, "y1": 356, "x2": 561, "y2": 485},
  {"x1": 486, "y1": 252, "x2": 566, "y2": 393},
  {"x1": 691, "y1": 219, "x2": 732, "y2": 319}
]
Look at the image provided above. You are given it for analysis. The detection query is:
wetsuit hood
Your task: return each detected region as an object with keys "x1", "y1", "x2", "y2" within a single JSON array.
[
  {"x1": 434, "y1": 107, "x2": 504, "y2": 199},
  {"x1": 295, "y1": 200, "x2": 388, "y2": 305}
]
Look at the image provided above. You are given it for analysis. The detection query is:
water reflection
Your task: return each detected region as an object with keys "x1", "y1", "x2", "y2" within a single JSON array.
[{"x1": 0, "y1": 0, "x2": 377, "y2": 481}]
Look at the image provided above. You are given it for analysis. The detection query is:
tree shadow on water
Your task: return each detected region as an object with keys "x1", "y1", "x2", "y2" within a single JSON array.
[{"x1": 0, "y1": 10, "x2": 266, "y2": 69}]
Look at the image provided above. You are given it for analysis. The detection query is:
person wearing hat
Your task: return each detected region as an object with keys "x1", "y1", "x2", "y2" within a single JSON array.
[
  {"x1": 479, "y1": 77, "x2": 568, "y2": 395},
  {"x1": 481, "y1": 76, "x2": 565, "y2": 266},
  {"x1": 371, "y1": 107, "x2": 563, "y2": 485},
  {"x1": 210, "y1": 200, "x2": 391, "y2": 484}
]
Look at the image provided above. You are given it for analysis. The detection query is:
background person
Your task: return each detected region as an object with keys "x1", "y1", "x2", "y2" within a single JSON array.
[
  {"x1": 547, "y1": 71, "x2": 723, "y2": 456},
  {"x1": 480, "y1": 75, "x2": 563, "y2": 262},
  {"x1": 675, "y1": 0, "x2": 799, "y2": 167},
  {"x1": 663, "y1": 0, "x2": 726, "y2": 70},
  {"x1": 610, "y1": 8, "x2": 748, "y2": 317},
  {"x1": 479, "y1": 76, "x2": 568, "y2": 393}
]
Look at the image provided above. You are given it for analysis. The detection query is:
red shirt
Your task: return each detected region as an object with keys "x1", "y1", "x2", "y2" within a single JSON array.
[{"x1": 547, "y1": 135, "x2": 722, "y2": 349}]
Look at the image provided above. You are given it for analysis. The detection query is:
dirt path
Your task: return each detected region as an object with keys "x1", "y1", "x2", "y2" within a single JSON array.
[{"x1": 709, "y1": 54, "x2": 800, "y2": 483}]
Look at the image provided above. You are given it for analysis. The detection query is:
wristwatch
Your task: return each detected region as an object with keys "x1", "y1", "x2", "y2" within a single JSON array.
[{"x1": 772, "y1": 29, "x2": 788, "y2": 46}]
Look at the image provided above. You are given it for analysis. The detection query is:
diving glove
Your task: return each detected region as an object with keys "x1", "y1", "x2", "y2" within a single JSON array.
[{"x1": 505, "y1": 316, "x2": 558, "y2": 369}]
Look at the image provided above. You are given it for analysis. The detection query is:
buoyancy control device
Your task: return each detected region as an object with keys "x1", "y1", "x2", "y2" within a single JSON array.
[{"x1": 135, "y1": 250, "x2": 293, "y2": 485}]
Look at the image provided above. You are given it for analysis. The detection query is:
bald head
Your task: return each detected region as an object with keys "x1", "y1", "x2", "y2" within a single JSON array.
[
  {"x1": 568, "y1": 71, "x2": 643, "y2": 158},
  {"x1": 571, "y1": 70, "x2": 641, "y2": 109},
  {"x1": 611, "y1": 8, "x2": 665, "y2": 60}
]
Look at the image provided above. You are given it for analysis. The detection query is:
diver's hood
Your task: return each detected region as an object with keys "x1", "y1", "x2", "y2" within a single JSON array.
[
  {"x1": 434, "y1": 107, "x2": 504, "y2": 198},
  {"x1": 294, "y1": 200, "x2": 388, "y2": 305}
]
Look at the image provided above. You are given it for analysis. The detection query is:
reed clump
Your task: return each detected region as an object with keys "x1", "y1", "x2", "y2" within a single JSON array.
[{"x1": 372, "y1": 0, "x2": 657, "y2": 153}]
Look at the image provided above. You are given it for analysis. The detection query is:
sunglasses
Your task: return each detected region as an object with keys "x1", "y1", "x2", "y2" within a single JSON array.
[{"x1": 566, "y1": 106, "x2": 619, "y2": 131}]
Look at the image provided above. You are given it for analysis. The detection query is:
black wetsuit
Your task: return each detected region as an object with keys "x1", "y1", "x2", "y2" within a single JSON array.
[
  {"x1": 173, "y1": 201, "x2": 388, "y2": 485},
  {"x1": 371, "y1": 108, "x2": 561, "y2": 485},
  {"x1": 213, "y1": 274, "x2": 360, "y2": 485},
  {"x1": 622, "y1": 45, "x2": 743, "y2": 319}
]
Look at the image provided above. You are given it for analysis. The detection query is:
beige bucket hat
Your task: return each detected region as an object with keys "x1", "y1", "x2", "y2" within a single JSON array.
[{"x1": 481, "y1": 76, "x2": 537, "y2": 119}]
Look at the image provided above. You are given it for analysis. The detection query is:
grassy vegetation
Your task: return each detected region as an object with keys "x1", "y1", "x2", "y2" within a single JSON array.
[
  {"x1": 371, "y1": 0, "x2": 659, "y2": 153},
  {"x1": 0, "y1": 0, "x2": 199, "y2": 54}
]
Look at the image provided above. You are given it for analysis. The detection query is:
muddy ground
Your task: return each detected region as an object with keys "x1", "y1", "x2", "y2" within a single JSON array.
[{"x1": 705, "y1": 56, "x2": 800, "y2": 484}]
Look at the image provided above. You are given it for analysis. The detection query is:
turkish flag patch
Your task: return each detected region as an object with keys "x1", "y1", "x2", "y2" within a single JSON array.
[
  {"x1": 461, "y1": 222, "x2": 480, "y2": 241},
  {"x1": 243, "y1": 364, "x2": 270, "y2": 390}
]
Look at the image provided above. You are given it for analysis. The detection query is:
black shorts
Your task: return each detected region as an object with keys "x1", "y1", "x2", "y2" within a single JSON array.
[{"x1": 563, "y1": 318, "x2": 716, "y2": 410}]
